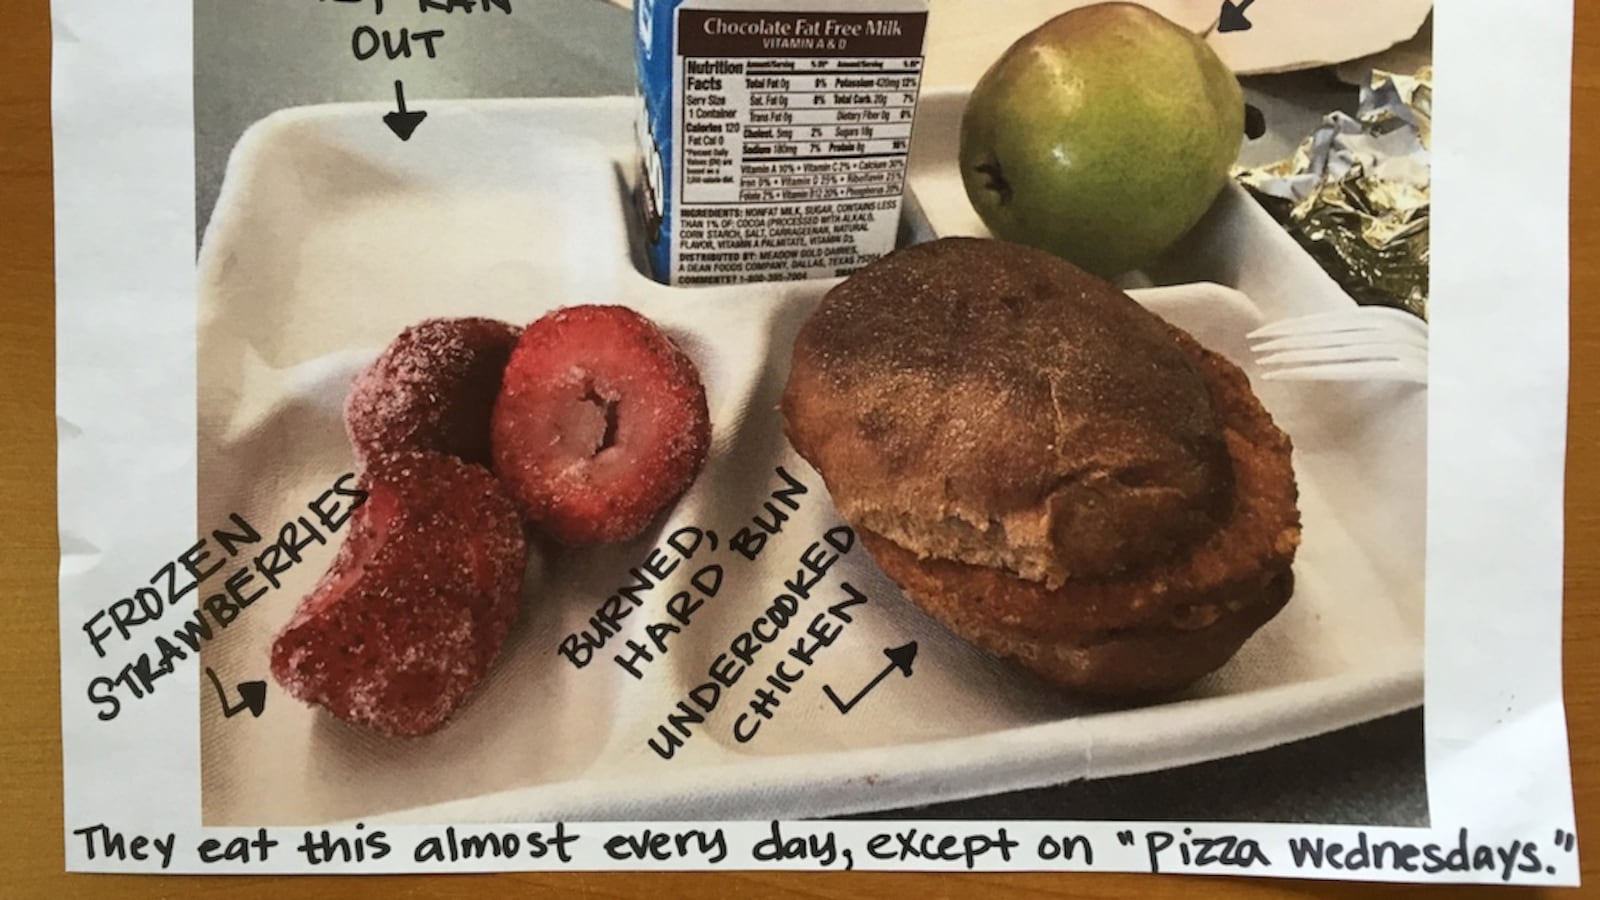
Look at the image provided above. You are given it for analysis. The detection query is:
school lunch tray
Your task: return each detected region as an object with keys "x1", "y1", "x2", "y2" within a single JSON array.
[{"x1": 194, "y1": 92, "x2": 1425, "y2": 826}]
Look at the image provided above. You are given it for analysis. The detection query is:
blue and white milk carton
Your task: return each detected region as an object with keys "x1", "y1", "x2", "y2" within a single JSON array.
[{"x1": 635, "y1": 0, "x2": 931, "y2": 285}]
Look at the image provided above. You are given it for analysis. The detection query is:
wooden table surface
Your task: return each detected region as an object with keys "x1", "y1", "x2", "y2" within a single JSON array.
[{"x1": 2, "y1": 1, "x2": 1593, "y2": 897}]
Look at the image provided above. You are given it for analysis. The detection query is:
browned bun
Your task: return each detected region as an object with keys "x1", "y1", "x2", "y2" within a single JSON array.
[
  {"x1": 782, "y1": 238, "x2": 1233, "y2": 588},
  {"x1": 781, "y1": 237, "x2": 1300, "y2": 697},
  {"x1": 857, "y1": 331, "x2": 1300, "y2": 695}
]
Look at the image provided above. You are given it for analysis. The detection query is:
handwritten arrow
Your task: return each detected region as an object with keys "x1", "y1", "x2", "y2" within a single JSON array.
[
  {"x1": 205, "y1": 667, "x2": 267, "y2": 719},
  {"x1": 383, "y1": 80, "x2": 428, "y2": 141},
  {"x1": 1217, "y1": 0, "x2": 1256, "y2": 33},
  {"x1": 822, "y1": 642, "x2": 918, "y2": 715}
]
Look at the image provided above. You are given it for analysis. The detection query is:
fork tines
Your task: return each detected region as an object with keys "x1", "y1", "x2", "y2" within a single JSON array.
[{"x1": 1247, "y1": 307, "x2": 1429, "y2": 385}]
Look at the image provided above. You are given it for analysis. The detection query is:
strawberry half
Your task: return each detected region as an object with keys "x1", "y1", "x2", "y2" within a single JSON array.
[
  {"x1": 491, "y1": 305, "x2": 711, "y2": 545},
  {"x1": 270, "y1": 451, "x2": 526, "y2": 737},
  {"x1": 345, "y1": 317, "x2": 522, "y2": 467}
]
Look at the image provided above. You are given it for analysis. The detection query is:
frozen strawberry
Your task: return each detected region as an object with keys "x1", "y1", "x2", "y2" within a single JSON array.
[
  {"x1": 346, "y1": 317, "x2": 522, "y2": 467},
  {"x1": 270, "y1": 451, "x2": 526, "y2": 737},
  {"x1": 491, "y1": 305, "x2": 711, "y2": 545}
]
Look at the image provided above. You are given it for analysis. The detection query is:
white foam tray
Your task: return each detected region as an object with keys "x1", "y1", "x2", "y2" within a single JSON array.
[{"x1": 195, "y1": 94, "x2": 1425, "y2": 826}]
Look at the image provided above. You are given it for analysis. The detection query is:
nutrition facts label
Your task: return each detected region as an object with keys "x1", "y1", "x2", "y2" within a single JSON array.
[
  {"x1": 665, "y1": 10, "x2": 930, "y2": 284},
  {"x1": 681, "y1": 59, "x2": 921, "y2": 205}
]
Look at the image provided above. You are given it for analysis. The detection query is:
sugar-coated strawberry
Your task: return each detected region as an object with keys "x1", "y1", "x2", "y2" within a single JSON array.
[
  {"x1": 346, "y1": 317, "x2": 522, "y2": 467},
  {"x1": 491, "y1": 305, "x2": 711, "y2": 545},
  {"x1": 270, "y1": 451, "x2": 526, "y2": 737}
]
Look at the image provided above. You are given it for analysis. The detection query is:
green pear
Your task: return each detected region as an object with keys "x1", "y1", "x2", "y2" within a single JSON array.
[{"x1": 959, "y1": 3, "x2": 1244, "y2": 278}]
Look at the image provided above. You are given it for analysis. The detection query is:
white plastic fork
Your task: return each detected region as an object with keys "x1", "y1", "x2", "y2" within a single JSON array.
[{"x1": 1247, "y1": 306, "x2": 1429, "y2": 385}]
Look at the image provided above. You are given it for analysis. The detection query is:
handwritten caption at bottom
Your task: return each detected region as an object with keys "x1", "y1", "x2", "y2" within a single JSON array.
[{"x1": 69, "y1": 822, "x2": 1579, "y2": 882}]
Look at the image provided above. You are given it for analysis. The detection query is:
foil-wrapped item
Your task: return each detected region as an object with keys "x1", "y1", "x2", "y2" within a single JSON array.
[{"x1": 1236, "y1": 67, "x2": 1432, "y2": 319}]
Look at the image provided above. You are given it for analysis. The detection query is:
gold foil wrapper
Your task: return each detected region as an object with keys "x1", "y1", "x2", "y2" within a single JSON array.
[{"x1": 1236, "y1": 67, "x2": 1432, "y2": 319}]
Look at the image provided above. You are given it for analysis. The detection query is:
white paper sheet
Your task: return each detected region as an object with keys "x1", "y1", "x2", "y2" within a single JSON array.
[{"x1": 49, "y1": 0, "x2": 1579, "y2": 885}]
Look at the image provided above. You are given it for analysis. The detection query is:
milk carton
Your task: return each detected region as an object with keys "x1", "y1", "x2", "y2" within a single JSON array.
[{"x1": 635, "y1": 0, "x2": 931, "y2": 285}]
